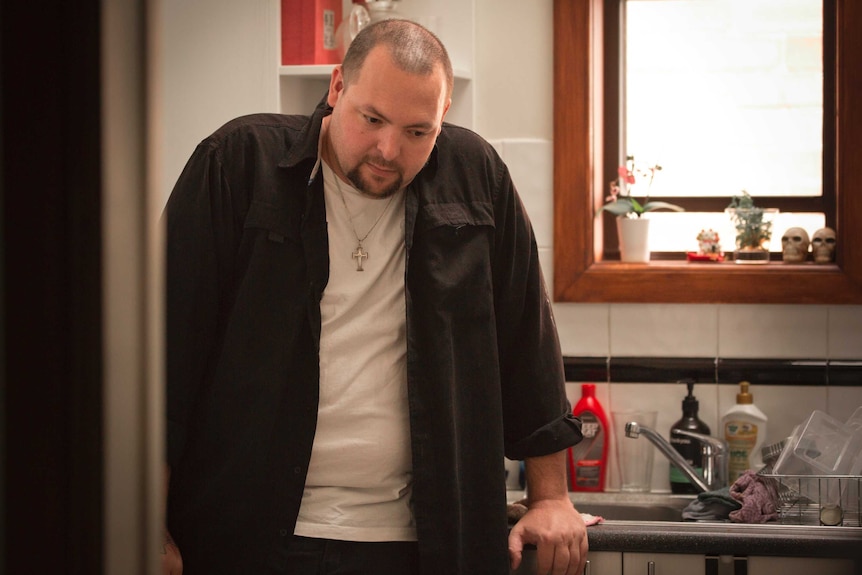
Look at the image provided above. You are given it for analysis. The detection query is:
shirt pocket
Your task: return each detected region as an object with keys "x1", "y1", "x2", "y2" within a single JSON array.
[
  {"x1": 239, "y1": 200, "x2": 308, "y2": 303},
  {"x1": 416, "y1": 201, "x2": 495, "y2": 236},
  {"x1": 243, "y1": 200, "x2": 302, "y2": 245},
  {"x1": 411, "y1": 201, "x2": 495, "y2": 317}
]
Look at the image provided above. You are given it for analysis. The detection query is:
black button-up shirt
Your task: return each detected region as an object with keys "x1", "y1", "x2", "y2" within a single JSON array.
[{"x1": 165, "y1": 97, "x2": 582, "y2": 574}]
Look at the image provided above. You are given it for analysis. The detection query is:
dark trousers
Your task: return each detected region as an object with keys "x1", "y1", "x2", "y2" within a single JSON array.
[{"x1": 257, "y1": 535, "x2": 421, "y2": 575}]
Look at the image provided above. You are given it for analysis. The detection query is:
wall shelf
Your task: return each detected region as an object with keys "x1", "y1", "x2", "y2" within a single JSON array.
[{"x1": 278, "y1": 0, "x2": 475, "y2": 127}]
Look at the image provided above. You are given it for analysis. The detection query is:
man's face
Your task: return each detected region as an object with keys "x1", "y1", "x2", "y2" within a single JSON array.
[{"x1": 323, "y1": 46, "x2": 451, "y2": 198}]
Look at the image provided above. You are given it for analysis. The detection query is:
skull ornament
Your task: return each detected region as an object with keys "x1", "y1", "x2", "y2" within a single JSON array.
[
  {"x1": 811, "y1": 227, "x2": 837, "y2": 264},
  {"x1": 781, "y1": 227, "x2": 810, "y2": 263}
]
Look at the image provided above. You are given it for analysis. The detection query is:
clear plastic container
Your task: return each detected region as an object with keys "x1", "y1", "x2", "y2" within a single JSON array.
[
  {"x1": 783, "y1": 410, "x2": 861, "y2": 475},
  {"x1": 772, "y1": 410, "x2": 862, "y2": 511}
]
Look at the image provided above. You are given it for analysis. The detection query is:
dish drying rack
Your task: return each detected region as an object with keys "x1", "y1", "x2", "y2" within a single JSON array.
[{"x1": 760, "y1": 472, "x2": 861, "y2": 527}]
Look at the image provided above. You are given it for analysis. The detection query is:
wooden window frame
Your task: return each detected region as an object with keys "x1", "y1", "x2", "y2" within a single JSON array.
[{"x1": 553, "y1": 0, "x2": 862, "y2": 303}]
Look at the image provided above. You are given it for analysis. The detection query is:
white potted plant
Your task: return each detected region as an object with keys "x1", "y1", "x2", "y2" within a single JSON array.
[{"x1": 601, "y1": 155, "x2": 684, "y2": 262}]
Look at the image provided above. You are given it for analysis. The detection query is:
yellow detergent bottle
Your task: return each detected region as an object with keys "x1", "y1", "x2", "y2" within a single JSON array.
[{"x1": 722, "y1": 381, "x2": 768, "y2": 482}]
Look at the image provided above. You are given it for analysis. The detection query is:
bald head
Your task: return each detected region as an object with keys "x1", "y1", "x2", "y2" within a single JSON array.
[{"x1": 341, "y1": 19, "x2": 454, "y2": 99}]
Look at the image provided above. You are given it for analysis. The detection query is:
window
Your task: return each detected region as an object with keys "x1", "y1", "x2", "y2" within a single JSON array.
[
  {"x1": 552, "y1": 0, "x2": 862, "y2": 303},
  {"x1": 623, "y1": 0, "x2": 827, "y2": 257}
]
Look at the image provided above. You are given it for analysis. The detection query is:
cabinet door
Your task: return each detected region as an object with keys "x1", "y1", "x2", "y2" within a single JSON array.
[
  {"x1": 747, "y1": 556, "x2": 855, "y2": 575},
  {"x1": 584, "y1": 551, "x2": 623, "y2": 575},
  {"x1": 510, "y1": 550, "x2": 622, "y2": 575},
  {"x1": 623, "y1": 552, "x2": 704, "y2": 575}
]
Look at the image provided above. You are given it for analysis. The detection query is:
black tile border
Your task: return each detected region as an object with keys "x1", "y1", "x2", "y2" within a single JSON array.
[
  {"x1": 561, "y1": 357, "x2": 607, "y2": 383},
  {"x1": 717, "y1": 358, "x2": 827, "y2": 386},
  {"x1": 610, "y1": 357, "x2": 717, "y2": 385},
  {"x1": 563, "y1": 356, "x2": 861, "y2": 386},
  {"x1": 829, "y1": 361, "x2": 862, "y2": 386}
]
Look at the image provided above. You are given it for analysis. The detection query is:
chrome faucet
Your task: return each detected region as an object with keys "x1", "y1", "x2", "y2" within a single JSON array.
[{"x1": 625, "y1": 422, "x2": 728, "y2": 493}]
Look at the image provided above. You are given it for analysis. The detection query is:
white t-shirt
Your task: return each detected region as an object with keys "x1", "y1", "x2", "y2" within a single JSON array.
[{"x1": 293, "y1": 160, "x2": 416, "y2": 542}]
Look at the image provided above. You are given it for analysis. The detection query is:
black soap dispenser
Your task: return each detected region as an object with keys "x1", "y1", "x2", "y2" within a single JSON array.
[{"x1": 669, "y1": 381, "x2": 711, "y2": 494}]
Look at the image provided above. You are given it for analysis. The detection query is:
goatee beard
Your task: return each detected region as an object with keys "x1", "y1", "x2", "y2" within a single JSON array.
[{"x1": 347, "y1": 165, "x2": 403, "y2": 199}]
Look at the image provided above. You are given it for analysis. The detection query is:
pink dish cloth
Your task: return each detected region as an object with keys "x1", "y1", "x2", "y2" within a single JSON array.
[
  {"x1": 580, "y1": 512, "x2": 604, "y2": 526},
  {"x1": 728, "y1": 470, "x2": 779, "y2": 523},
  {"x1": 507, "y1": 500, "x2": 604, "y2": 526}
]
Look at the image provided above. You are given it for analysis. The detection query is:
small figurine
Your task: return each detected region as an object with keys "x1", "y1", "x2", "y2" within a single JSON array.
[
  {"x1": 811, "y1": 227, "x2": 836, "y2": 264},
  {"x1": 696, "y1": 229, "x2": 722, "y2": 259},
  {"x1": 687, "y1": 229, "x2": 723, "y2": 262},
  {"x1": 781, "y1": 227, "x2": 810, "y2": 263}
]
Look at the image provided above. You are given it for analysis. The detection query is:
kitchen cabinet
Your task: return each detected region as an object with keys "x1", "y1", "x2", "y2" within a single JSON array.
[
  {"x1": 623, "y1": 552, "x2": 704, "y2": 575},
  {"x1": 510, "y1": 550, "x2": 622, "y2": 575},
  {"x1": 513, "y1": 551, "x2": 857, "y2": 574},
  {"x1": 279, "y1": 0, "x2": 475, "y2": 129},
  {"x1": 746, "y1": 556, "x2": 855, "y2": 575},
  {"x1": 584, "y1": 551, "x2": 623, "y2": 575},
  {"x1": 512, "y1": 551, "x2": 703, "y2": 575}
]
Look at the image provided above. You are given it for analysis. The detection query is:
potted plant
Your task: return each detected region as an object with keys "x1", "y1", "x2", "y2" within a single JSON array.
[
  {"x1": 601, "y1": 155, "x2": 684, "y2": 262},
  {"x1": 726, "y1": 191, "x2": 778, "y2": 264}
]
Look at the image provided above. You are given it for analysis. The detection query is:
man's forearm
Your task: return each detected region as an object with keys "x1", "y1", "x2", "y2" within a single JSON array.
[{"x1": 523, "y1": 450, "x2": 569, "y2": 502}]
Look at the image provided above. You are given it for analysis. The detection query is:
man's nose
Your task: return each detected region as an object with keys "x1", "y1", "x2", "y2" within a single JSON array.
[{"x1": 376, "y1": 128, "x2": 402, "y2": 161}]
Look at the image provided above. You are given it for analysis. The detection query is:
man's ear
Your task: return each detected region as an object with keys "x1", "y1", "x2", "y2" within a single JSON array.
[
  {"x1": 327, "y1": 66, "x2": 345, "y2": 107},
  {"x1": 437, "y1": 98, "x2": 452, "y2": 135}
]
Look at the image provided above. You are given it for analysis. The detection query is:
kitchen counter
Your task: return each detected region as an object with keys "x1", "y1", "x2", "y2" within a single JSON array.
[
  {"x1": 507, "y1": 490, "x2": 862, "y2": 561},
  {"x1": 585, "y1": 520, "x2": 862, "y2": 560}
]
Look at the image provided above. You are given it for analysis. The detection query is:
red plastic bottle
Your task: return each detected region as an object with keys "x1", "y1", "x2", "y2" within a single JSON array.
[{"x1": 568, "y1": 383, "x2": 609, "y2": 491}]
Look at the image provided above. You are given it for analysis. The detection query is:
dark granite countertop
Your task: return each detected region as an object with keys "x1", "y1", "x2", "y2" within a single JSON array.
[
  {"x1": 586, "y1": 520, "x2": 862, "y2": 560},
  {"x1": 507, "y1": 490, "x2": 862, "y2": 561}
]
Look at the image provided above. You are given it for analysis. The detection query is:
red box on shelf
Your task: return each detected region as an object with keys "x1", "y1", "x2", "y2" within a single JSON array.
[{"x1": 281, "y1": 0, "x2": 342, "y2": 65}]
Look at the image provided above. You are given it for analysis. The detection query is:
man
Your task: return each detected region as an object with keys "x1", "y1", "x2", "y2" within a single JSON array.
[{"x1": 163, "y1": 18, "x2": 587, "y2": 575}]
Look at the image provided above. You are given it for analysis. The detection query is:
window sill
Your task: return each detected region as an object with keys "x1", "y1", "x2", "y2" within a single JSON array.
[{"x1": 554, "y1": 259, "x2": 862, "y2": 304}]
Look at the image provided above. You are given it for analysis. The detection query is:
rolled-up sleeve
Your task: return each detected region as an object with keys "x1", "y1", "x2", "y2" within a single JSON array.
[{"x1": 488, "y1": 155, "x2": 583, "y2": 460}]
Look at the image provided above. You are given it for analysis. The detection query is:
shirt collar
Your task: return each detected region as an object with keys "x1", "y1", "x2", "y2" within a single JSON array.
[{"x1": 278, "y1": 93, "x2": 332, "y2": 170}]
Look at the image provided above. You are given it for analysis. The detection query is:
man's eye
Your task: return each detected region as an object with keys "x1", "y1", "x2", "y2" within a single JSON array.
[{"x1": 364, "y1": 115, "x2": 380, "y2": 124}]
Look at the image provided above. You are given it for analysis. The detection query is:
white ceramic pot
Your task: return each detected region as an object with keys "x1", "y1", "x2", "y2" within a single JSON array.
[{"x1": 616, "y1": 217, "x2": 650, "y2": 263}]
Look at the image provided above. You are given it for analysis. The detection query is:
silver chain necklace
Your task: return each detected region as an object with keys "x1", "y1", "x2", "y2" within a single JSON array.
[{"x1": 332, "y1": 172, "x2": 396, "y2": 271}]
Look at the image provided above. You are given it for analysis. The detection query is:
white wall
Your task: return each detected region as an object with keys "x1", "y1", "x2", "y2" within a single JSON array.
[
  {"x1": 155, "y1": 0, "x2": 280, "y2": 208},
  {"x1": 474, "y1": 0, "x2": 554, "y2": 140}
]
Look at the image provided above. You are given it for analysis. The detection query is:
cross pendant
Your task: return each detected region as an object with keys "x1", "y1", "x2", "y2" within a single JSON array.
[{"x1": 352, "y1": 245, "x2": 368, "y2": 271}]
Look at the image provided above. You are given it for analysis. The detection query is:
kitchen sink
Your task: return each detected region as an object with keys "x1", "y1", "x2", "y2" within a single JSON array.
[
  {"x1": 507, "y1": 490, "x2": 695, "y2": 522},
  {"x1": 570, "y1": 492, "x2": 694, "y2": 522}
]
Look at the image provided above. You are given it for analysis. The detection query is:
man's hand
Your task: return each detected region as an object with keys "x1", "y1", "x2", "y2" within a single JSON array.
[
  {"x1": 508, "y1": 496, "x2": 588, "y2": 575},
  {"x1": 508, "y1": 451, "x2": 588, "y2": 574},
  {"x1": 161, "y1": 530, "x2": 183, "y2": 575}
]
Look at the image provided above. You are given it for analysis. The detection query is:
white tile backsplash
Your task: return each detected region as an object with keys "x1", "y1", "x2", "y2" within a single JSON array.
[
  {"x1": 828, "y1": 305, "x2": 862, "y2": 359},
  {"x1": 717, "y1": 304, "x2": 829, "y2": 358},
  {"x1": 609, "y1": 304, "x2": 719, "y2": 358},
  {"x1": 553, "y1": 303, "x2": 610, "y2": 358},
  {"x1": 826, "y1": 386, "x2": 862, "y2": 422}
]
